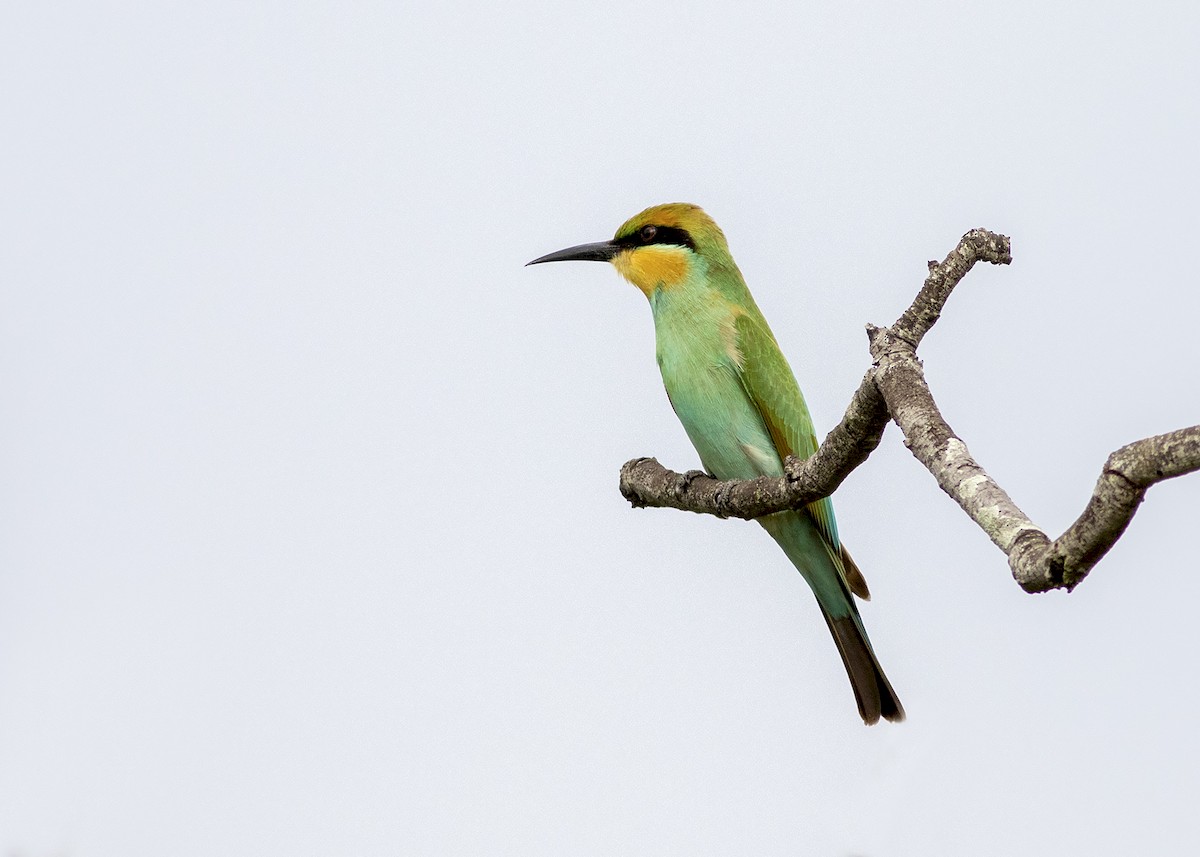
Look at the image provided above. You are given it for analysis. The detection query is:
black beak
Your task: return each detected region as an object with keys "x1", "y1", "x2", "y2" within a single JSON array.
[{"x1": 526, "y1": 240, "x2": 621, "y2": 266}]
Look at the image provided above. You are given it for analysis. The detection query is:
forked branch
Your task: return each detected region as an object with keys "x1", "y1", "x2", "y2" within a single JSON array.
[{"x1": 617, "y1": 229, "x2": 1200, "y2": 593}]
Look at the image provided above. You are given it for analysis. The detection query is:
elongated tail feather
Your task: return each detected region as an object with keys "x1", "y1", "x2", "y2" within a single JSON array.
[
  {"x1": 759, "y1": 511, "x2": 902, "y2": 724},
  {"x1": 822, "y1": 610, "x2": 905, "y2": 724}
]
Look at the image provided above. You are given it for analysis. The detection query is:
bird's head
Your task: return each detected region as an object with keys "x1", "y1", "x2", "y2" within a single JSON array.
[{"x1": 527, "y1": 203, "x2": 730, "y2": 297}]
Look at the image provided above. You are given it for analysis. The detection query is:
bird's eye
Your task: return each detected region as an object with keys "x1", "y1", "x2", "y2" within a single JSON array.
[{"x1": 639, "y1": 225, "x2": 658, "y2": 243}]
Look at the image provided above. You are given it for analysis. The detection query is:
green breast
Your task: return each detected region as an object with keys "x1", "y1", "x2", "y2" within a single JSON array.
[{"x1": 650, "y1": 286, "x2": 782, "y2": 481}]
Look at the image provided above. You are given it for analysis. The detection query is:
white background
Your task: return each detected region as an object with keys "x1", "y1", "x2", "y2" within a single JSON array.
[{"x1": 3, "y1": 2, "x2": 1199, "y2": 854}]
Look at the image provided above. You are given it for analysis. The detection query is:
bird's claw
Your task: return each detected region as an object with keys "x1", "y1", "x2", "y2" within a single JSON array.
[{"x1": 673, "y1": 468, "x2": 710, "y2": 498}]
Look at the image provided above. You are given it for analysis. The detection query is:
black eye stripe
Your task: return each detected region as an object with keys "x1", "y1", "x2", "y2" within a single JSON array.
[{"x1": 616, "y1": 224, "x2": 696, "y2": 251}]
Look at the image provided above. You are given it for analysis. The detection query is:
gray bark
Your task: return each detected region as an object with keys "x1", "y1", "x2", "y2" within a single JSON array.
[{"x1": 617, "y1": 229, "x2": 1200, "y2": 593}]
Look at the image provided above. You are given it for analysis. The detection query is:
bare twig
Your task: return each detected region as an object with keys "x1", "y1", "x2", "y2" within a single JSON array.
[
  {"x1": 1010, "y1": 426, "x2": 1200, "y2": 591},
  {"x1": 892, "y1": 228, "x2": 1013, "y2": 346},
  {"x1": 616, "y1": 228, "x2": 1200, "y2": 592}
]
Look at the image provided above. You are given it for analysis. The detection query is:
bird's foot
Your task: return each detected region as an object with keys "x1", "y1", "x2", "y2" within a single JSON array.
[{"x1": 672, "y1": 468, "x2": 710, "y2": 500}]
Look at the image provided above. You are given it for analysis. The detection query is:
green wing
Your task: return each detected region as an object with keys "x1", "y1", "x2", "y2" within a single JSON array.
[{"x1": 733, "y1": 312, "x2": 871, "y2": 599}]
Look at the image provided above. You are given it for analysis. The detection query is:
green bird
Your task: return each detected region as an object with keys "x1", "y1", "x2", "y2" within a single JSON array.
[{"x1": 528, "y1": 203, "x2": 903, "y2": 724}]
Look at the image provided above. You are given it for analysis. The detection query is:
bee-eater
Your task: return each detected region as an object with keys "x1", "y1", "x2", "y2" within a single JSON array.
[{"x1": 528, "y1": 203, "x2": 903, "y2": 724}]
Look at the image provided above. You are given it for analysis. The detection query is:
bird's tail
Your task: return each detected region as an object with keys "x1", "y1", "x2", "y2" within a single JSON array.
[
  {"x1": 821, "y1": 608, "x2": 905, "y2": 725},
  {"x1": 758, "y1": 511, "x2": 904, "y2": 725}
]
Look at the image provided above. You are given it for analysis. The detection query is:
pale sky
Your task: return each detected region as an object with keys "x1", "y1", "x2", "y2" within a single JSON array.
[{"x1": 3, "y1": 2, "x2": 1199, "y2": 855}]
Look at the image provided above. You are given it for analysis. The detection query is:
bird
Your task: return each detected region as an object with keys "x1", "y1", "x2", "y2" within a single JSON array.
[{"x1": 527, "y1": 203, "x2": 903, "y2": 724}]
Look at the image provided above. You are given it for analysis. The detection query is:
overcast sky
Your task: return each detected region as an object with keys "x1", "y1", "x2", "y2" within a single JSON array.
[{"x1": 3, "y1": 2, "x2": 1199, "y2": 855}]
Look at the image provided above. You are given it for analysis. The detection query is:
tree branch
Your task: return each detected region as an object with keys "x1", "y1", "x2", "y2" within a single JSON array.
[
  {"x1": 618, "y1": 373, "x2": 889, "y2": 520},
  {"x1": 1011, "y1": 426, "x2": 1200, "y2": 591},
  {"x1": 616, "y1": 228, "x2": 1200, "y2": 592}
]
